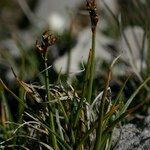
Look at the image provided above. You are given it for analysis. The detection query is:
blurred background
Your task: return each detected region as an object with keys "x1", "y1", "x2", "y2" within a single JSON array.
[{"x1": 0, "y1": 0, "x2": 150, "y2": 119}]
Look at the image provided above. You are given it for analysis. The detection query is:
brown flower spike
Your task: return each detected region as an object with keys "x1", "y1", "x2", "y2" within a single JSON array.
[
  {"x1": 86, "y1": 0, "x2": 99, "y2": 33},
  {"x1": 36, "y1": 30, "x2": 57, "y2": 54}
]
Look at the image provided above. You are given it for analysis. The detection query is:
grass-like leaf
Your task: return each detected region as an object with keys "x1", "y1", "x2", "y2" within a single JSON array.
[{"x1": 118, "y1": 76, "x2": 150, "y2": 116}]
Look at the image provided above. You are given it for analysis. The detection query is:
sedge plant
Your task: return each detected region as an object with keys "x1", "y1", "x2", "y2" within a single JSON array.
[{"x1": 0, "y1": 0, "x2": 150, "y2": 150}]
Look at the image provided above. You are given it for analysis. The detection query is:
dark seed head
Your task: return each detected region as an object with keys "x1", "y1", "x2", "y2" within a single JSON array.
[{"x1": 36, "y1": 30, "x2": 58, "y2": 54}]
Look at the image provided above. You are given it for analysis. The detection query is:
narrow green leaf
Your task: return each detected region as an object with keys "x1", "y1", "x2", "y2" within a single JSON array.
[
  {"x1": 76, "y1": 122, "x2": 97, "y2": 149},
  {"x1": 0, "y1": 89, "x2": 13, "y2": 124},
  {"x1": 104, "y1": 101, "x2": 146, "y2": 133},
  {"x1": 114, "y1": 76, "x2": 131, "y2": 105},
  {"x1": 73, "y1": 49, "x2": 92, "y2": 128},
  {"x1": 119, "y1": 76, "x2": 150, "y2": 116},
  {"x1": 0, "y1": 79, "x2": 27, "y2": 108},
  {"x1": 94, "y1": 56, "x2": 120, "y2": 150},
  {"x1": 104, "y1": 104, "x2": 120, "y2": 120},
  {"x1": 57, "y1": 96, "x2": 69, "y2": 124},
  {"x1": 25, "y1": 112, "x2": 72, "y2": 150}
]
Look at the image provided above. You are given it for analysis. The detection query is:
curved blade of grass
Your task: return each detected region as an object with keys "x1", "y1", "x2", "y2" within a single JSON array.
[
  {"x1": 0, "y1": 88, "x2": 13, "y2": 125},
  {"x1": 57, "y1": 95, "x2": 69, "y2": 124},
  {"x1": 39, "y1": 142, "x2": 54, "y2": 150},
  {"x1": 118, "y1": 76, "x2": 150, "y2": 116},
  {"x1": 82, "y1": 48, "x2": 93, "y2": 99},
  {"x1": 114, "y1": 75, "x2": 131, "y2": 105},
  {"x1": 94, "y1": 79, "x2": 110, "y2": 149},
  {"x1": 102, "y1": 104, "x2": 120, "y2": 132},
  {"x1": 73, "y1": 48, "x2": 94, "y2": 149},
  {"x1": 25, "y1": 112, "x2": 72, "y2": 150},
  {"x1": 11, "y1": 67, "x2": 43, "y2": 104},
  {"x1": 100, "y1": 133, "x2": 111, "y2": 150},
  {"x1": 12, "y1": 135, "x2": 54, "y2": 150},
  {"x1": 0, "y1": 79, "x2": 27, "y2": 108},
  {"x1": 55, "y1": 109, "x2": 64, "y2": 140},
  {"x1": 21, "y1": 135, "x2": 54, "y2": 150},
  {"x1": 104, "y1": 100, "x2": 146, "y2": 133},
  {"x1": 103, "y1": 104, "x2": 120, "y2": 121},
  {"x1": 73, "y1": 48, "x2": 92, "y2": 128},
  {"x1": 94, "y1": 56, "x2": 120, "y2": 150},
  {"x1": 76, "y1": 122, "x2": 97, "y2": 149},
  {"x1": 0, "y1": 144, "x2": 29, "y2": 150},
  {"x1": 102, "y1": 0, "x2": 150, "y2": 91},
  {"x1": 87, "y1": 34, "x2": 95, "y2": 103},
  {"x1": 44, "y1": 51, "x2": 58, "y2": 149}
]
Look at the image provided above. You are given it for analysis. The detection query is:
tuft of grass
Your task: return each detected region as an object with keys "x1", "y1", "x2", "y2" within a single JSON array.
[{"x1": 0, "y1": 0, "x2": 150, "y2": 150}]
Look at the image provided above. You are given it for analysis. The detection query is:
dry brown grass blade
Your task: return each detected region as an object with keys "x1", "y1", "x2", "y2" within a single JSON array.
[
  {"x1": 0, "y1": 79, "x2": 27, "y2": 107},
  {"x1": 11, "y1": 67, "x2": 42, "y2": 103}
]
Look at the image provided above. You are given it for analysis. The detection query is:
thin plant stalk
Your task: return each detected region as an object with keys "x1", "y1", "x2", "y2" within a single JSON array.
[
  {"x1": 44, "y1": 52, "x2": 58, "y2": 150},
  {"x1": 87, "y1": 29, "x2": 96, "y2": 103},
  {"x1": 18, "y1": 88, "x2": 25, "y2": 123},
  {"x1": 73, "y1": 49, "x2": 92, "y2": 128},
  {"x1": 75, "y1": 1, "x2": 99, "y2": 149},
  {"x1": 94, "y1": 68, "x2": 111, "y2": 150},
  {"x1": 73, "y1": 0, "x2": 99, "y2": 129},
  {"x1": 86, "y1": 0, "x2": 99, "y2": 104},
  {"x1": 94, "y1": 56, "x2": 120, "y2": 150},
  {"x1": 0, "y1": 79, "x2": 27, "y2": 108},
  {"x1": 35, "y1": 30, "x2": 58, "y2": 149},
  {"x1": 56, "y1": 95, "x2": 69, "y2": 124}
]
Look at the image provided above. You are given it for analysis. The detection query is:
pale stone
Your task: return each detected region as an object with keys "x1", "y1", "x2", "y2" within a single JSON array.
[
  {"x1": 54, "y1": 27, "x2": 113, "y2": 73},
  {"x1": 119, "y1": 26, "x2": 148, "y2": 73}
]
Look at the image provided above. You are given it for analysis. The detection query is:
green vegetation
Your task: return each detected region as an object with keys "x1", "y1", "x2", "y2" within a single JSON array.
[{"x1": 0, "y1": 0, "x2": 150, "y2": 149}]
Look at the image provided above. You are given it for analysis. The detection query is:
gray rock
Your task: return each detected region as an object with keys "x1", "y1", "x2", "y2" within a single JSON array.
[
  {"x1": 144, "y1": 116, "x2": 150, "y2": 129},
  {"x1": 119, "y1": 26, "x2": 148, "y2": 74},
  {"x1": 112, "y1": 117, "x2": 150, "y2": 150},
  {"x1": 112, "y1": 124, "x2": 141, "y2": 150}
]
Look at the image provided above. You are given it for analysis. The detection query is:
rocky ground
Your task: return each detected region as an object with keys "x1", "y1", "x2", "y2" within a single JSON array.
[{"x1": 112, "y1": 113, "x2": 150, "y2": 150}]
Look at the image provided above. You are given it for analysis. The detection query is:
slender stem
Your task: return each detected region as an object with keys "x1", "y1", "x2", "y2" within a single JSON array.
[
  {"x1": 18, "y1": 88, "x2": 25, "y2": 123},
  {"x1": 94, "y1": 69, "x2": 111, "y2": 150},
  {"x1": 44, "y1": 52, "x2": 58, "y2": 150},
  {"x1": 44, "y1": 52, "x2": 51, "y2": 102},
  {"x1": 66, "y1": 47, "x2": 71, "y2": 76},
  {"x1": 57, "y1": 96, "x2": 69, "y2": 124},
  {"x1": 87, "y1": 30, "x2": 96, "y2": 103},
  {"x1": 76, "y1": 122, "x2": 97, "y2": 149}
]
